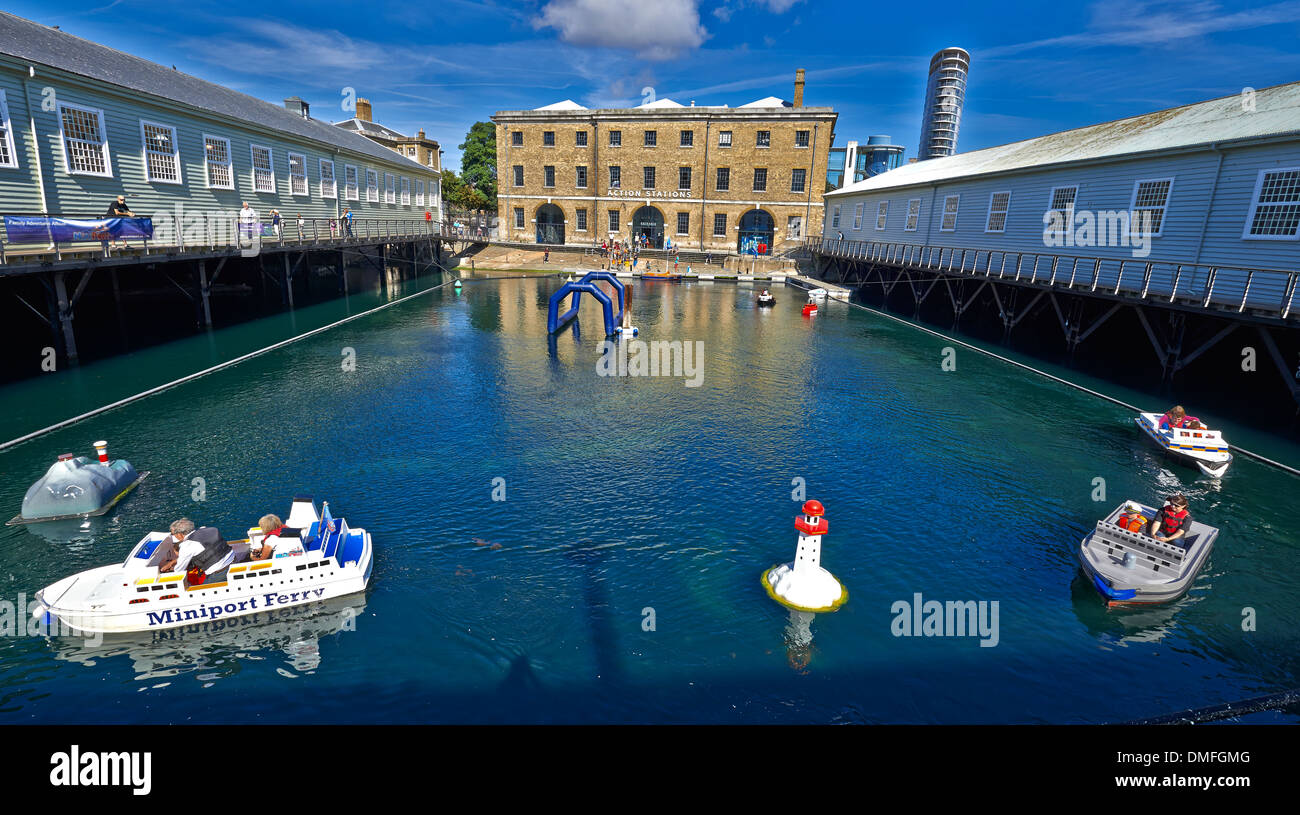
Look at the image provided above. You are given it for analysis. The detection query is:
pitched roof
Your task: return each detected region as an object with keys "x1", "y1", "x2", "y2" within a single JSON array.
[
  {"x1": 0, "y1": 11, "x2": 432, "y2": 172},
  {"x1": 741, "y1": 96, "x2": 792, "y2": 108},
  {"x1": 535, "y1": 99, "x2": 586, "y2": 111},
  {"x1": 636, "y1": 98, "x2": 685, "y2": 108},
  {"x1": 829, "y1": 80, "x2": 1300, "y2": 197},
  {"x1": 336, "y1": 118, "x2": 409, "y2": 142}
]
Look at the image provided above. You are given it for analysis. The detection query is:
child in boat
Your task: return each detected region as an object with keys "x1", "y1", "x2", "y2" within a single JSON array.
[
  {"x1": 1159, "y1": 405, "x2": 1206, "y2": 430},
  {"x1": 1117, "y1": 501, "x2": 1147, "y2": 532}
]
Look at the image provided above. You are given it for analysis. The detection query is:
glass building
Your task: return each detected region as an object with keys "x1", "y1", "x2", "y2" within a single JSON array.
[
  {"x1": 918, "y1": 47, "x2": 970, "y2": 160},
  {"x1": 825, "y1": 136, "x2": 905, "y2": 189}
]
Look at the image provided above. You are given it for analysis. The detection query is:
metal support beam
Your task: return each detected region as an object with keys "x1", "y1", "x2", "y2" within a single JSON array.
[
  {"x1": 1174, "y1": 322, "x2": 1237, "y2": 372},
  {"x1": 283, "y1": 253, "x2": 295, "y2": 310},
  {"x1": 198, "y1": 260, "x2": 212, "y2": 327}
]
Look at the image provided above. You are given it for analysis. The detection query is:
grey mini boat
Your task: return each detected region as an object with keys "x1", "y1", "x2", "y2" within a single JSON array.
[{"x1": 1077, "y1": 502, "x2": 1217, "y2": 605}]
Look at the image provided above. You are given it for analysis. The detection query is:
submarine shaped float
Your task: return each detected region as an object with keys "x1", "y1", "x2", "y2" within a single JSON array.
[
  {"x1": 7, "y1": 441, "x2": 147, "y2": 525},
  {"x1": 30, "y1": 497, "x2": 373, "y2": 634}
]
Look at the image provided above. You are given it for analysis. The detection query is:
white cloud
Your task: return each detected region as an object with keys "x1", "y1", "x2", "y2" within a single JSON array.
[{"x1": 534, "y1": 0, "x2": 709, "y2": 60}]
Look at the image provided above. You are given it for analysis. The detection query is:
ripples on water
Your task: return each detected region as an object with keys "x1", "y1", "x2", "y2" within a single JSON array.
[{"x1": 0, "y1": 276, "x2": 1297, "y2": 723}]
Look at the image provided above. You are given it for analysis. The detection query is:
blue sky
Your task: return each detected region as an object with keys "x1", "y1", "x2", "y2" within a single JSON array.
[{"x1": 12, "y1": 0, "x2": 1300, "y2": 172}]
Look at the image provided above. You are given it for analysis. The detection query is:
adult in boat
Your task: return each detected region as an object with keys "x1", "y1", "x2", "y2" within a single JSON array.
[
  {"x1": 1148, "y1": 494, "x2": 1193, "y2": 545},
  {"x1": 158, "y1": 518, "x2": 235, "y2": 584},
  {"x1": 249, "y1": 513, "x2": 304, "y2": 561},
  {"x1": 1159, "y1": 405, "x2": 1206, "y2": 431}
]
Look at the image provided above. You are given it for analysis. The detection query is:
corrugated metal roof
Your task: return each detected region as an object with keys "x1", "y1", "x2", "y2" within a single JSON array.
[
  {"x1": 0, "y1": 12, "x2": 431, "y2": 172},
  {"x1": 829, "y1": 81, "x2": 1300, "y2": 197}
]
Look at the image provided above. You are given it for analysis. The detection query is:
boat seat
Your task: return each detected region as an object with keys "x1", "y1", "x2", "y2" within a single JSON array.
[
  {"x1": 302, "y1": 520, "x2": 322, "y2": 551},
  {"x1": 1095, "y1": 521, "x2": 1188, "y2": 566},
  {"x1": 338, "y1": 531, "x2": 365, "y2": 567}
]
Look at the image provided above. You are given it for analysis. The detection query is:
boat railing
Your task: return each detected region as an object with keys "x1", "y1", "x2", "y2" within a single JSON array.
[{"x1": 812, "y1": 237, "x2": 1300, "y2": 322}]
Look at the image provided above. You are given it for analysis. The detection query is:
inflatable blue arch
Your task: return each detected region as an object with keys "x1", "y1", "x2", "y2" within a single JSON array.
[{"x1": 547, "y1": 271, "x2": 626, "y2": 335}]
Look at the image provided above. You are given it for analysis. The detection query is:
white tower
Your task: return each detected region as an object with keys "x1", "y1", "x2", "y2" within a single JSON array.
[{"x1": 763, "y1": 499, "x2": 847, "y2": 613}]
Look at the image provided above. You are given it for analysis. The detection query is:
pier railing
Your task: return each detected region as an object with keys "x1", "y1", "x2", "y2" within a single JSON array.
[
  {"x1": 0, "y1": 213, "x2": 466, "y2": 267},
  {"x1": 813, "y1": 238, "x2": 1300, "y2": 322}
]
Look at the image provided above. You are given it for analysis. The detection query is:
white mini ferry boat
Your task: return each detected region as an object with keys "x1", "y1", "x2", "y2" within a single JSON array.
[
  {"x1": 1135, "y1": 412, "x2": 1233, "y2": 477},
  {"x1": 30, "y1": 497, "x2": 373, "y2": 634},
  {"x1": 807, "y1": 287, "x2": 828, "y2": 301}
]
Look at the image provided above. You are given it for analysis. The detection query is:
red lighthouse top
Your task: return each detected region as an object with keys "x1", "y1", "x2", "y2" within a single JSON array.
[
  {"x1": 796, "y1": 499, "x2": 829, "y2": 535},
  {"x1": 802, "y1": 500, "x2": 825, "y2": 517}
]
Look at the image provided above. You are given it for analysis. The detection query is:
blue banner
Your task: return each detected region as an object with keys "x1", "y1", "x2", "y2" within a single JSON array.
[{"x1": 3, "y1": 216, "x2": 154, "y2": 244}]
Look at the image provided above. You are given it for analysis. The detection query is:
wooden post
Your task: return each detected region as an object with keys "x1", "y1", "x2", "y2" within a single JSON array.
[
  {"x1": 198, "y1": 260, "x2": 213, "y2": 327},
  {"x1": 52, "y1": 271, "x2": 78, "y2": 363},
  {"x1": 283, "y1": 253, "x2": 294, "y2": 309}
]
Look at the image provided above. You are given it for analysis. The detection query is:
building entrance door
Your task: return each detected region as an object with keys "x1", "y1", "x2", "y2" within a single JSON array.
[
  {"x1": 536, "y1": 203, "x2": 565, "y2": 245},
  {"x1": 737, "y1": 209, "x2": 774, "y2": 255},
  {"x1": 632, "y1": 206, "x2": 664, "y2": 249}
]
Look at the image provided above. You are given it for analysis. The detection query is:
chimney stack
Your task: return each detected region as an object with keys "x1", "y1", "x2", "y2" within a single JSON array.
[
  {"x1": 793, "y1": 69, "x2": 805, "y2": 107},
  {"x1": 356, "y1": 98, "x2": 372, "y2": 122}
]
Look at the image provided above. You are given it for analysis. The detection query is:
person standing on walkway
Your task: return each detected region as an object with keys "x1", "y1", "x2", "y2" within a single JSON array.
[
  {"x1": 105, "y1": 195, "x2": 135, "y2": 249},
  {"x1": 270, "y1": 209, "x2": 282, "y2": 240},
  {"x1": 343, "y1": 207, "x2": 355, "y2": 238},
  {"x1": 238, "y1": 202, "x2": 259, "y2": 246}
]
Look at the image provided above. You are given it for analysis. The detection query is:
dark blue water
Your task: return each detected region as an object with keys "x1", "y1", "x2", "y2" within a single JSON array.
[{"x1": 1, "y1": 275, "x2": 1297, "y2": 723}]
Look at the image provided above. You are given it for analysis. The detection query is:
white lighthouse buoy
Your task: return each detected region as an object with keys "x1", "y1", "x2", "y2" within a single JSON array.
[{"x1": 762, "y1": 499, "x2": 847, "y2": 613}]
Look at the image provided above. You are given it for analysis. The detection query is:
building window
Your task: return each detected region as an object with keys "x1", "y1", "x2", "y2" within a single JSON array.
[
  {"x1": 644, "y1": 130, "x2": 657, "y2": 147},
  {"x1": 1046, "y1": 186, "x2": 1078, "y2": 236},
  {"x1": 788, "y1": 215, "x2": 803, "y2": 239},
  {"x1": 577, "y1": 208, "x2": 587, "y2": 231},
  {"x1": 416, "y1": 179, "x2": 425, "y2": 207},
  {"x1": 679, "y1": 166, "x2": 691, "y2": 190},
  {"x1": 59, "y1": 103, "x2": 111, "y2": 177},
  {"x1": 644, "y1": 166, "x2": 655, "y2": 189},
  {"x1": 831, "y1": 205, "x2": 840, "y2": 229},
  {"x1": 609, "y1": 209, "x2": 620, "y2": 232},
  {"x1": 756, "y1": 130, "x2": 770, "y2": 148},
  {"x1": 985, "y1": 191, "x2": 1010, "y2": 233},
  {"x1": 677, "y1": 212, "x2": 689, "y2": 235},
  {"x1": 852, "y1": 203, "x2": 863, "y2": 230},
  {"x1": 288, "y1": 152, "x2": 308, "y2": 196},
  {"x1": 513, "y1": 165, "x2": 524, "y2": 187},
  {"x1": 718, "y1": 130, "x2": 732, "y2": 148},
  {"x1": 876, "y1": 201, "x2": 888, "y2": 230},
  {"x1": 203, "y1": 135, "x2": 233, "y2": 189},
  {"x1": 366, "y1": 169, "x2": 378, "y2": 202},
  {"x1": 609, "y1": 165, "x2": 621, "y2": 188},
  {"x1": 790, "y1": 168, "x2": 806, "y2": 193},
  {"x1": 609, "y1": 130, "x2": 622, "y2": 147},
  {"x1": 1130, "y1": 178, "x2": 1173, "y2": 237},
  {"x1": 401, "y1": 177, "x2": 410, "y2": 205},
  {"x1": 752, "y1": 168, "x2": 767, "y2": 192},
  {"x1": 576, "y1": 165, "x2": 587, "y2": 188},
  {"x1": 514, "y1": 207, "x2": 525, "y2": 229},
  {"x1": 543, "y1": 130, "x2": 555, "y2": 146},
  {"x1": 250, "y1": 144, "x2": 275, "y2": 193},
  {"x1": 576, "y1": 130, "x2": 588, "y2": 147},
  {"x1": 716, "y1": 167, "x2": 729, "y2": 191},
  {"x1": 795, "y1": 130, "x2": 810, "y2": 148},
  {"x1": 140, "y1": 120, "x2": 181, "y2": 184},
  {"x1": 905, "y1": 198, "x2": 921, "y2": 231},
  {"x1": 511, "y1": 131, "x2": 523, "y2": 146},
  {"x1": 940, "y1": 194, "x2": 959, "y2": 231},
  {"x1": 385, "y1": 173, "x2": 396, "y2": 204},
  {"x1": 0, "y1": 91, "x2": 16, "y2": 168},
  {"x1": 345, "y1": 164, "x2": 359, "y2": 200},
  {"x1": 713, "y1": 213, "x2": 726, "y2": 236},
  {"x1": 1244, "y1": 168, "x2": 1300, "y2": 239},
  {"x1": 544, "y1": 165, "x2": 555, "y2": 187},
  {"x1": 320, "y1": 159, "x2": 337, "y2": 199},
  {"x1": 680, "y1": 130, "x2": 693, "y2": 147}
]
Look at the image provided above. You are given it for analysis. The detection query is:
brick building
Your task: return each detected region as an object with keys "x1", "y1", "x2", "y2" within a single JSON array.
[
  {"x1": 336, "y1": 98, "x2": 441, "y2": 173},
  {"x1": 492, "y1": 71, "x2": 836, "y2": 254}
]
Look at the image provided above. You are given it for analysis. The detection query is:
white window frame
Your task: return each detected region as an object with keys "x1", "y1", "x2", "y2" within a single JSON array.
[
  {"x1": 1125, "y1": 177, "x2": 1173, "y2": 238},
  {"x1": 58, "y1": 101, "x2": 112, "y2": 178},
  {"x1": 366, "y1": 169, "x2": 379, "y2": 202},
  {"x1": 202, "y1": 134, "x2": 234, "y2": 190},
  {"x1": 905, "y1": 198, "x2": 921, "y2": 232},
  {"x1": 401, "y1": 176, "x2": 410, "y2": 205},
  {"x1": 320, "y1": 158, "x2": 337, "y2": 199},
  {"x1": 875, "y1": 201, "x2": 888, "y2": 230},
  {"x1": 940, "y1": 194, "x2": 960, "y2": 232},
  {"x1": 287, "y1": 152, "x2": 308, "y2": 197},
  {"x1": 852, "y1": 202, "x2": 863, "y2": 230},
  {"x1": 344, "y1": 164, "x2": 359, "y2": 200},
  {"x1": 385, "y1": 173, "x2": 396, "y2": 204},
  {"x1": 0, "y1": 90, "x2": 17, "y2": 169},
  {"x1": 416, "y1": 179, "x2": 425, "y2": 207},
  {"x1": 1046, "y1": 185, "x2": 1078, "y2": 237},
  {"x1": 515, "y1": 207, "x2": 525, "y2": 229},
  {"x1": 831, "y1": 205, "x2": 840, "y2": 229},
  {"x1": 985, "y1": 191, "x2": 1011, "y2": 233},
  {"x1": 250, "y1": 144, "x2": 275, "y2": 193},
  {"x1": 139, "y1": 120, "x2": 182, "y2": 185},
  {"x1": 718, "y1": 130, "x2": 732, "y2": 148},
  {"x1": 1242, "y1": 168, "x2": 1300, "y2": 241}
]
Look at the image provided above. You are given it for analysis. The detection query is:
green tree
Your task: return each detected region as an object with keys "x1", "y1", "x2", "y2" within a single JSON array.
[{"x1": 458, "y1": 121, "x2": 497, "y2": 209}]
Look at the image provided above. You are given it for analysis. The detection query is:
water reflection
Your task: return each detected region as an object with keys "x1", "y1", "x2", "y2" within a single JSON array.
[
  {"x1": 46, "y1": 595, "x2": 367, "y2": 682},
  {"x1": 784, "y1": 610, "x2": 815, "y2": 673},
  {"x1": 1069, "y1": 572, "x2": 1190, "y2": 644}
]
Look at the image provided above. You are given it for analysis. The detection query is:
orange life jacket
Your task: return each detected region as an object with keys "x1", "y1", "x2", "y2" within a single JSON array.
[{"x1": 1118, "y1": 513, "x2": 1146, "y2": 532}]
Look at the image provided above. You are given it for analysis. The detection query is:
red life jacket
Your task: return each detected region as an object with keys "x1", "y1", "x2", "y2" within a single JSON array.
[{"x1": 1157, "y1": 506, "x2": 1189, "y2": 534}]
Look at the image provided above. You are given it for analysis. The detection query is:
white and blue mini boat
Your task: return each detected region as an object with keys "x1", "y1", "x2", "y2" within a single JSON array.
[
  {"x1": 1135, "y1": 412, "x2": 1233, "y2": 477},
  {"x1": 30, "y1": 497, "x2": 373, "y2": 634}
]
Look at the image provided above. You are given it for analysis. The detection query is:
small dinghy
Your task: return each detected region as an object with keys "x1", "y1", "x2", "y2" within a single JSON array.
[
  {"x1": 1135, "y1": 412, "x2": 1232, "y2": 477},
  {"x1": 802, "y1": 294, "x2": 819, "y2": 317},
  {"x1": 807, "y1": 288, "x2": 828, "y2": 301},
  {"x1": 640, "y1": 271, "x2": 681, "y2": 281},
  {"x1": 30, "y1": 497, "x2": 373, "y2": 634},
  {"x1": 757, "y1": 290, "x2": 775, "y2": 307},
  {"x1": 1077, "y1": 501, "x2": 1217, "y2": 605},
  {"x1": 8, "y1": 441, "x2": 147, "y2": 525}
]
